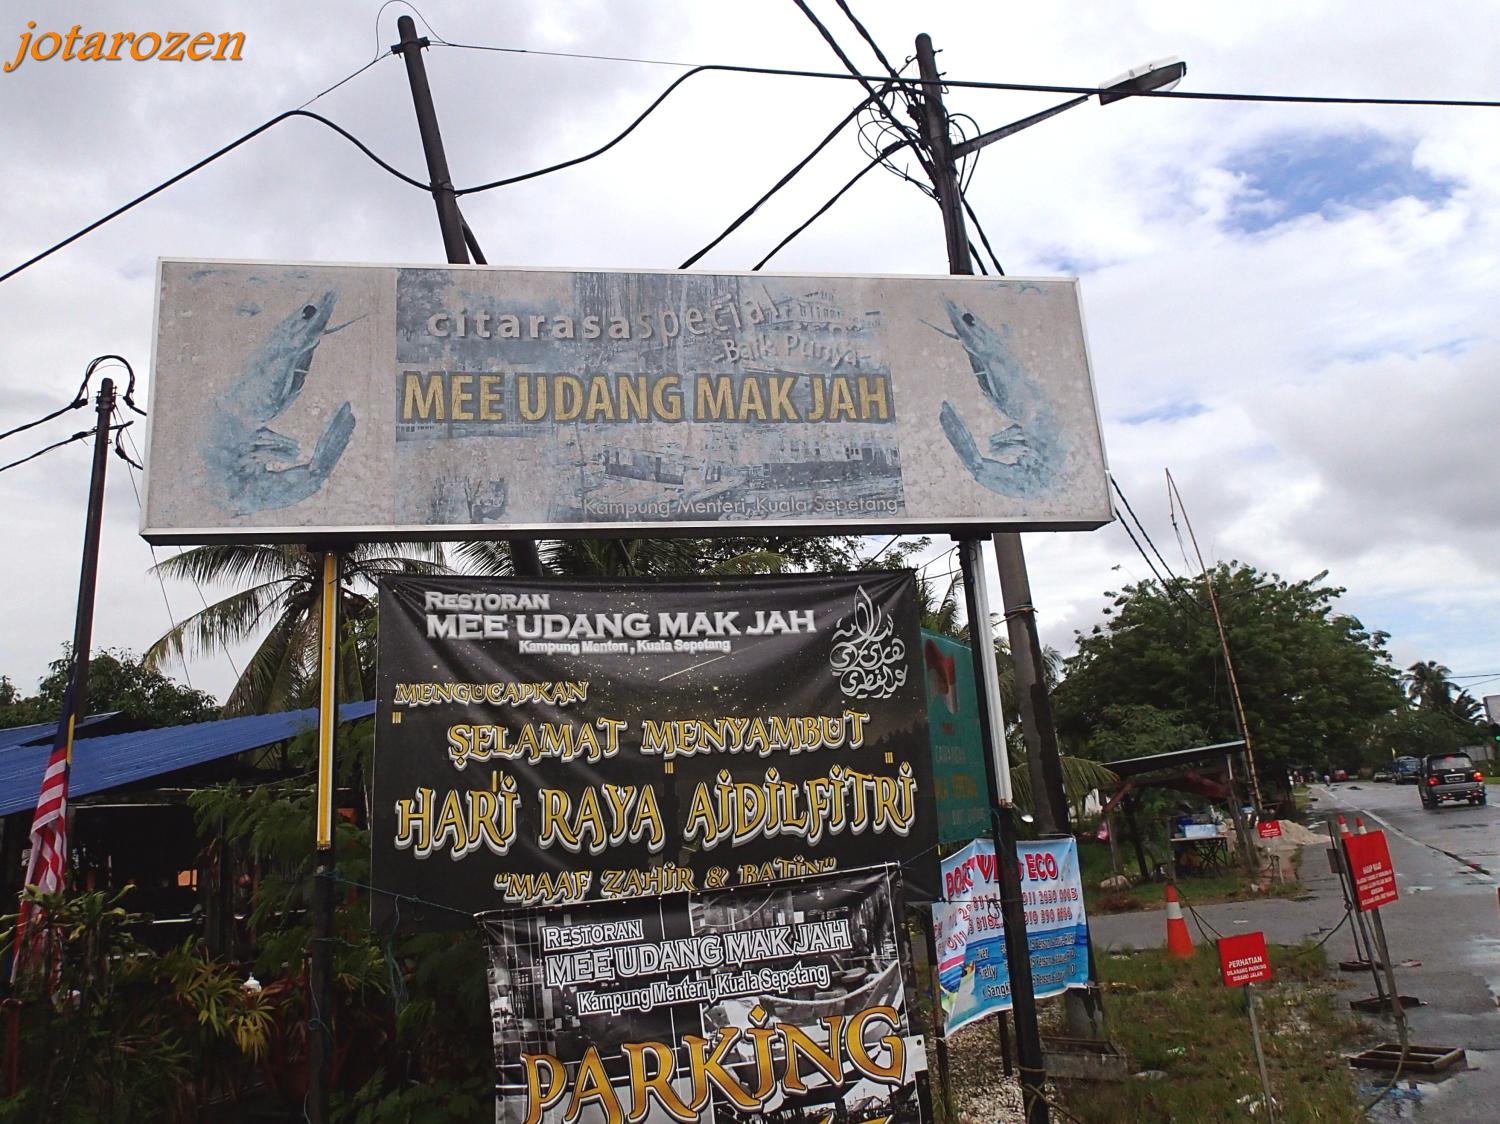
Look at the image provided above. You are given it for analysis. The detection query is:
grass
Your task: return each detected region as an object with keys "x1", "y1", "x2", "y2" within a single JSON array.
[
  {"x1": 1088, "y1": 875, "x2": 1307, "y2": 914},
  {"x1": 1052, "y1": 942, "x2": 1363, "y2": 1123},
  {"x1": 1078, "y1": 839, "x2": 1306, "y2": 914}
]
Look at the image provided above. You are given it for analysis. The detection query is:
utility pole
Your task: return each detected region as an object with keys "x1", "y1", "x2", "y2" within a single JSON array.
[
  {"x1": 394, "y1": 15, "x2": 468, "y2": 264},
  {"x1": 393, "y1": 15, "x2": 544, "y2": 578},
  {"x1": 995, "y1": 541, "x2": 1071, "y2": 835},
  {"x1": 915, "y1": 34, "x2": 1049, "y2": 1122},
  {"x1": 61, "y1": 377, "x2": 116, "y2": 768},
  {"x1": 910, "y1": 35, "x2": 1071, "y2": 839},
  {"x1": 9, "y1": 377, "x2": 113, "y2": 1001}
]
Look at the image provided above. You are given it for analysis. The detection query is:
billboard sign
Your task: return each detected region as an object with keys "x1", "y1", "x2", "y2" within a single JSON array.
[
  {"x1": 478, "y1": 866, "x2": 926, "y2": 1124},
  {"x1": 932, "y1": 837, "x2": 1089, "y2": 1035},
  {"x1": 142, "y1": 259, "x2": 1111, "y2": 542},
  {"x1": 369, "y1": 572, "x2": 940, "y2": 930}
]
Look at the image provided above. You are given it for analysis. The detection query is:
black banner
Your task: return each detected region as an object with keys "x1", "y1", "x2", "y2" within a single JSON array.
[
  {"x1": 371, "y1": 572, "x2": 938, "y2": 929},
  {"x1": 479, "y1": 866, "x2": 926, "y2": 1124}
]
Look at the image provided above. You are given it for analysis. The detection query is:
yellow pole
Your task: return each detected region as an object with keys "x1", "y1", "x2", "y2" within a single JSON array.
[
  {"x1": 315, "y1": 552, "x2": 339, "y2": 847},
  {"x1": 309, "y1": 550, "x2": 339, "y2": 1122}
]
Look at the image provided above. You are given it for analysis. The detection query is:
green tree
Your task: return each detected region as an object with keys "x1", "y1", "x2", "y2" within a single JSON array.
[
  {"x1": 144, "y1": 544, "x2": 447, "y2": 716},
  {"x1": 0, "y1": 649, "x2": 217, "y2": 730},
  {"x1": 451, "y1": 534, "x2": 880, "y2": 578},
  {"x1": 1054, "y1": 563, "x2": 1404, "y2": 799}
]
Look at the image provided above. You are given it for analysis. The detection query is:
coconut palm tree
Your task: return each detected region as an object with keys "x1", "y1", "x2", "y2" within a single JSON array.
[
  {"x1": 144, "y1": 544, "x2": 447, "y2": 716},
  {"x1": 1405, "y1": 659, "x2": 1456, "y2": 710}
]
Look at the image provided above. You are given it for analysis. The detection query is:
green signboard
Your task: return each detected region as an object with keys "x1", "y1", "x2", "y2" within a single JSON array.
[{"x1": 922, "y1": 630, "x2": 991, "y2": 843}]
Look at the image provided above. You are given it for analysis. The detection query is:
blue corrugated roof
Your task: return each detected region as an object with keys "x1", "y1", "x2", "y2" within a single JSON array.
[
  {"x1": 0, "y1": 712, "x2": 126, "y2": 751},
  {"x1": 0, "y1": 701, "x2": 375, "y2": 818}
]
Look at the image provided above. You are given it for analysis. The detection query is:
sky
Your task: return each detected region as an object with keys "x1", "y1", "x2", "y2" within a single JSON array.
[{"x1": 1, "y1": 0, "x2": 1497, "y2": 706}]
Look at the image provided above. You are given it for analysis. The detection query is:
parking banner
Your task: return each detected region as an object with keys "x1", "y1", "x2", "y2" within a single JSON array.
[
  {"x1": 478, "y1": 865, "x2": 927, "y2": 1124},
  {"x1": 932, "y1": 838, "x2": 1089, "y2": 1035},
  {"x1": 370, "y1": 571, "x2": 939, "y2": 930}
]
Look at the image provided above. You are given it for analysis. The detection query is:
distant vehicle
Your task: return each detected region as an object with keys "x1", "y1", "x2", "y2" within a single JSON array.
[
  {"x1": 1332, "y1": 768, "x2": 1349, "y2": 782},
  {"x1": 1393, "y1": 757, "x2": 1421, "y2": 784},
  {"x1": 1373, "y1": 769, "x2": 1394, "y2": 783},
  {"x1": 1418, "y1": 752, "x2": 1486, "y2": 809}
]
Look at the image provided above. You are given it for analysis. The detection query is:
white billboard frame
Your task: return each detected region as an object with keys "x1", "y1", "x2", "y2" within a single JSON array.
[{"x1": 142, "y1": 258, "x2": 1115, "y2": 544}]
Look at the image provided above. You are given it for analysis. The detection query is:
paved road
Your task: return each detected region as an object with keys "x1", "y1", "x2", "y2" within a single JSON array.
[
  {"x1": 1314, "y1": 781, "x2": 1500, "y2": 1121},
  {"x1": 1091, "y1": 782, "x2": 1500, "y2": 1120}
]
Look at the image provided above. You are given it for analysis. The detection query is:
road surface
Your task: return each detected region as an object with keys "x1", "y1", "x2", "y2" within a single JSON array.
[{"x1": 1089, "y1": 781, "x2": 1500, "y2": 1120}]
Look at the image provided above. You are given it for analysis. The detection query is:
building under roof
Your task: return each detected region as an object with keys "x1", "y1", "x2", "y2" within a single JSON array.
[{"x1": 1, "y1": 700, "x2": 376, "y2": 953}]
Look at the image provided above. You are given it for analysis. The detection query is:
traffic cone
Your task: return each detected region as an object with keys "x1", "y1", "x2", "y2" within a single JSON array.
[
  {"x1": 1337, "y1": 815, "x2": 1351, "y2": 838},
  {"x1": 1165, "y1": 883, "x2": 1194, "y2": 959},
  {"x1": 1355, "y1": 817, "x2": 1367, "y2": 834}
]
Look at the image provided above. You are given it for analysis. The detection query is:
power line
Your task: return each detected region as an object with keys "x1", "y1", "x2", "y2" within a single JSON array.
[
  {"x1": 2, "y1": 357, "x2": 142, "y2": 454},
  {"x1": 1109, "y1": 474, "x2": 1183, "y2": 583},
  {"x1": 111, "y1": 408, "x2": 192, "y2": 691},
  {"x1": 789, "y1": 1, "x2": 931, "y2": 177},
  {"x1": 751, "y1": 145, "x2": 903, "y2": 269},
  {"x1": 6, "y1": 52, "x2": 1500, "y2": 289},
  {"x1": 0, "y1": 110, "x2": 428, "y2": 288},
  {"x1": 423, "y1": 39, "x2": 1500, "y2": 108},
  {"x1": 0, "y1": 428, "x2": 95, "y2": 472},
  {"x1": 0, "y1": 375, "x2": 91, "y2": 443},
  {"x1": 0, "y1": 421, "x2": 129, "y2": 474},
  {"x1": 960, "y1": 196, "x2": 1006, "y2": 275},
  {"x1": 679, "y1": 91, "x2": 882, "y2": 268},
  {"x1": 438, "y1": 41, "x2": 694, "y2": 69},
  {"x1": 831, "y1": 0, "x2": 905, "y2": 81}
]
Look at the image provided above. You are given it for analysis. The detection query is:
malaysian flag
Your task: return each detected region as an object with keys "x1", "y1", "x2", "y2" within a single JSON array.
[{"x1": 10, "y1": 686, "x2": 75, "y2": 983}]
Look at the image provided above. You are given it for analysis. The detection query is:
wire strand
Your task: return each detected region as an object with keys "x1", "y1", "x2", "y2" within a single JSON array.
[
  {"x1": 0, "y1": 428, "x2": 96, "y2": 473},
  {"x1": 752, "y1": 143, "x2": 905, "y2": 269},
  {"x1": 406, "y1": 40, "x2": 1500, "y2": 107},
  {"x1": 679, "y1": 91, "x2": 882, "y2": 268},
  {"x1": 0, "y1": 110, "x2": 428, "y2": 287},
  {"x1": 959, "y1": 196, "x2": 1006, "y2": 275}
]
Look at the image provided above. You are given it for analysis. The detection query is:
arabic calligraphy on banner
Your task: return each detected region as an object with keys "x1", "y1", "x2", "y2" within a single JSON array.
[{"x1": 370, "y1": 571, "x2": 940, "y2": 930}]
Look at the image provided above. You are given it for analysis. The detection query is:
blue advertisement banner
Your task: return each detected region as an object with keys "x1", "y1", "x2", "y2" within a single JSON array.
[{"x1": 933, "y1": 837, "x2": 1089, "y2": 1035}]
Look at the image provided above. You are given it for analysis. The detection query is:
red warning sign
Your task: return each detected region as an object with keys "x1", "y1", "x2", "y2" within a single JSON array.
[
  {"x1": 1343, "y1": 830, "x2": 1398, "y2": 911},
  {"x1": 1257, "y1": 820, "x2": 1282, "y2": 839},
  {"x1": 1218, "y1": 931, "x2": 1273, "y2": 987}
]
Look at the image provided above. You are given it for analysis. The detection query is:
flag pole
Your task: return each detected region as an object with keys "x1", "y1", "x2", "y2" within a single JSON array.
[{"x1": 11, "y1": 376, "x2": 116, "y2": 981}]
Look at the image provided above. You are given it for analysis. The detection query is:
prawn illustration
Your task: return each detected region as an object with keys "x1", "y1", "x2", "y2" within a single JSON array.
[
  {"x1": 929, "y1": 298, "x2": 1064, "y2": 497},
  {"x1": 202, "y1": 291, "x2": 357, "y2": 515}
]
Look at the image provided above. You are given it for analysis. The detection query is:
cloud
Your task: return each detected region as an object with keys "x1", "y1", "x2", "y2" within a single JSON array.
[
  {"x1": 1222, "y1": 131, "x2": 1456, "y2": 234},
  {"x1": 2, "y1": 0, "x2": 1499, "y2": 702}
]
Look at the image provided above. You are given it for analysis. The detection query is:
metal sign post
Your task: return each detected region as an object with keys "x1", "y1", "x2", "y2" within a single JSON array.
[
  {"x1": 307, "y1": 551, "x2": 339, "y2": 1124},
  {"x1": 1218, "y1": 931, "x2": 1275, "y2": 1123},
  {"x1": 957, "y1": 539, "x2": 1048, "y2": 1124}
]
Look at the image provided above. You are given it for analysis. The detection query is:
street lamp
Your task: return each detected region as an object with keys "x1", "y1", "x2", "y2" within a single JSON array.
[{"x1": 950, "y1": 56, "x2": 1187, "y2": 158}]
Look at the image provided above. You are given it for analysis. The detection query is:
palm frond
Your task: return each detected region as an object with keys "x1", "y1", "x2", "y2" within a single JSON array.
[
  {"x1": 222, "y1": 611, "x2": 318, "y2": 717},
  {"x1": 1008, "y1": 756, "x2": 1118, "y2": 818},
  {"x1": 152, "y1": 544, "x2": 308, "y2": 588},
  {"x1": 143, "y1": 583, "x2": 289, "y2": 669},
  {"x1": 703, "y1": 551, "x2": 790, "y2": 576}
]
